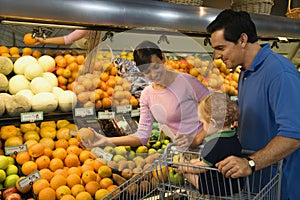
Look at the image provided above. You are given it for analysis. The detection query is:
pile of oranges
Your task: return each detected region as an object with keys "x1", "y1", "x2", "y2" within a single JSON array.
[{"x1": 1, "y1": 120, "x2": 118, "y2": 200}]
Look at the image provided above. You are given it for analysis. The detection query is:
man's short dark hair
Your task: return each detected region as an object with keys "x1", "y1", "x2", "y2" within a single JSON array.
[{"x1": 206, "y1": 9, "x2": 258, "y2": 43}]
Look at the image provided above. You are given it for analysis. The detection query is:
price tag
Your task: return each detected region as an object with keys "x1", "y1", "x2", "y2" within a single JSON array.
[
  {"x1": 4, "y1": 144, "x2": 28, "y2": 155},
  {"x1": 20, "y1": 112, "x2": 43, "y2": 122},
  {"x1": 115, "y1": 104, "x2": 132, "y2": 114},
  {"x1": 98, "y1": 111, "x2": 115, "y2": 120},
  {"x1": 18, "y1": 171, "x2": 41, "y2": 190},
  {"x1": 131, "y1": 108, "x2": 140, "y2": 117},
  {"x1": 91, "y1": 147, "x2": 113, "y2": 161},
  {"x1": 74, "y1": 107, "x2": 94, "y2": 117}
]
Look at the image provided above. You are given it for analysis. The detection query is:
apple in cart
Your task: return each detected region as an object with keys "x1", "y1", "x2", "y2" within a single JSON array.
[
  {"x1": 152, "y1": 165, "x2": 169, "y2": 182},
  {"x1": 169, "y1": 167, "x2": 184, "y2": 185}
]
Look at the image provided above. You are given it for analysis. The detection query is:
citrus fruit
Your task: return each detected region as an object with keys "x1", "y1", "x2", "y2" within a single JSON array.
[{"x1": 38, "y1": 187, "x2": 56, "y2": 200}]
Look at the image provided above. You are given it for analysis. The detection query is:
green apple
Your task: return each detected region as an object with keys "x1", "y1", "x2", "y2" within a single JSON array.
[
  {"x1": 114, "y1": 146, "x2": 127, "y2": 156},
  {"x1": 148, "y1": 148, "x2": 157, "y2": 154},
  {"x1": 136, "y1": 146, "x2": 148, "y2": 154},
  {"x1": 0, "y1": 156, "x2": 9, "y2": 170},
  {"x1": 6, "y1": 165, "x2": 18, "y2": 176},
  {"x1": 112, "y1": 155, "x2": 126, "y2": 163},
  {"x1": 103, "y1": 146, "x2": 116, "y2": 155},
  {"x1": 169, "y1": 167, "x2": 184, "y2": 185},
  {"x1": 4, "y1": 174, "x2": 19, "y2": 188},
  {"x1": 7, "y1": 157, "x2": 15, "y2": 165},
  {"x1": 0, "y1": 169, "x2": 6, "y2": 182},
  {"x1": 128, "y1": 150, "x2": 136, "y2": 160}
]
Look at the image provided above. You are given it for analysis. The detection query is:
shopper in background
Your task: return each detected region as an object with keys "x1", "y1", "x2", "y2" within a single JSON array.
[
  {"x1": 79, "y1": 40, "x2": 210, "y2": 150},
  {"x1": 206, "y1": 9, "x2": 300, "y2": 200},
  {"x1": 28, "y1": 29, "x2": 90, "y2": 49},
  {"x1": 179, "y1": 92, "x2": 242, "y2": 196}
]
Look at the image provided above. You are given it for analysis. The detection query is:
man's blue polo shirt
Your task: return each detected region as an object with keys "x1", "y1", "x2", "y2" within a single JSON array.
[{"x1": 237, "y1": 44, "x2": 300, "y2": 200}]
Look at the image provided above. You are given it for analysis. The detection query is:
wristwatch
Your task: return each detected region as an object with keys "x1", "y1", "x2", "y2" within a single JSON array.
[{"x1": 246, "y1": 157, "x2": 256, "y2": 173}]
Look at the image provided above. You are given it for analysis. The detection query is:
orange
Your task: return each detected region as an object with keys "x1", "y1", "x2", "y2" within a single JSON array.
[
  {"x1": 64, "y1": 153, "x2": 80, "y2": 168},
  {"x1": 52, "y1": 148, "x2": 67, "y2": 160},
  {"x1": 61, "y1": 195, "x2": 76, "y2": 200},
  {"x1": 81, "y1": 164, "x2": 94, "y2": 173},
  {"x1": 110, "y1": 66, "x2": 119, "y2": 76},
  {"x1": 67, "y1": 167, "x2": 82, "y2": 177},
  {"x1": 49, "y1": 158, "x2": 64, "y2": 172},
  {"x1": 50, "y1": 174, "x2": 67, "y2": 190},
  {"x1": 28, "y1": 143, "x2": 45, "y2": 158},
  {"x1": 75, "y1": 55, "x2": 85, "y2": 65},
  {"x1": 22, "y1": 47, "x2": 32, "y2": 55},
  {"x1": 40, "y1": 126, "x2": 56, "y2": 139},
  {"x1": 16, "y1": 176, "x2": 32, "y2": 193},
  {"x1": 93, "y1": 159, "x2": 105, "y2": 172},
  {"x1": 66, "y1": 174, "x2": 82, "y2": 188},
  {"x1": 57, "y1": 127, "x2": 72, "y2": 140},
  {"x1": 102, "y1": 97, "x2": 111, "y2": 109},
  {"x1": 9, "y1": 47, "x2": 19, "y2": 55},
  {"x1": 32, "y1": 178, "x2": 50, "y2": 195},
  {"x1": 75, "y1": 191, "x2": 93, "y2": 200},
  {"x1": 129, "y1": 96, "x2": 139, "y2": 107},
  {"x1": 55, "y1": 139, "x2": 69, "y2": 149},
  {"x1": 16, "y1": 151, "x2": 31, "y2": 165},
  {"x1": 39, "y1": 137, "x2": 55, "y2": 150},
  {"x1": 24, "y1": 33, "x2": 37, "y2": 45},
  {"x1": 39, "y1": 168, "x2": 54, "y2": 182},
  {"x1": 85, "y1": 181, "x2": 100, "y2": 196},
  {"x1": 107, "y1": 184, "x2": 119, "y2": 193},
  {"x1": 21, "y1": 160, "x2": 38, "y2": 175},
  {"x1": 38, "y1": 187, "x2": 56, "y2": 200},
  {"x1": 36, "y1": 155, "x2": 51, "y2": 170},
  {"x1": 32, "y1": 49, "x2": 42, "y2": 58},
  {"x1": 57, "y1": 57, "x2": 67, "y2": 68},
  {"x1": 56, "y1": 185, "x2": 71, "y2": 200},
  {"x1": 99, "y1": 177, "x2": 113, "y2": 189},
  {"x1": 81, "y1": 170, "x2": 97, "y2": 184},
  {"x1": 24, "y1": 139, "x2": 38, "y2": 149},
  {"x1": 0, "y1": 45, "x2": 9, "y2": 54},
  {"x1": 43, "y1": 147, "x2": 53, "y2": 157},
  {"x1": 95, "y1": 189, "x2": 110, "y2": 200},
  {"x1": 67, "y1": 145, "x2": 82, "y2": 156},
  {"x1": 98, "y1": 165, "x2": 112, "y2": 178},
  {"x1": 54, "y1": 168, "x2": 69, "y2": 178},
  {"x1": 71, "y1": 184, "x2": 85, "y2": 197},
  {"x1": 68, "y1": 137, "x2": 79, "y2": 146},
  {"x1": 79, "y1": 150, "x2": 92, "y2": 164},
  {"x1": 83, "y1": 158, "x2": 95, "y2": 166}
]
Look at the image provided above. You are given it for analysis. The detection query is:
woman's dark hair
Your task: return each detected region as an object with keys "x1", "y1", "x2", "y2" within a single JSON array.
[
  {"x1": 206, "y1": 9, "x2": 258, "y2": 43},
  {"x1": 133, "y1": 40, "x2": 163, "y2": 67}
]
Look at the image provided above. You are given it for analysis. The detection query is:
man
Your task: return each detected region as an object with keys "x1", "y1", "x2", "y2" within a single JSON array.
[{"x1": 206, "y1": 9, "x2": 300, "y2": 200}]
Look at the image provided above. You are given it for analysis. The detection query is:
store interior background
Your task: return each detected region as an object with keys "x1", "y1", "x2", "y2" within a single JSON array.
[{"x1": 0, "y1": 0, "x2": 299, "y2": 66}]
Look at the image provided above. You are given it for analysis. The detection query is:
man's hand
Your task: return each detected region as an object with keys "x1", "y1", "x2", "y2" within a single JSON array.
[{"x1": 215, "y1": 156, "x2": 252, "y2": 178}]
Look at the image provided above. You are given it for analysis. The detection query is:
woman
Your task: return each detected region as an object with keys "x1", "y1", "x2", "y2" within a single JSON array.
[{"x1": 79, "y1": 40, "x2": 210, "y2": 150}]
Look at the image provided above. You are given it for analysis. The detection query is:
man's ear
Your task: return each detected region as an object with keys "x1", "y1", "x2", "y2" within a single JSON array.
[{"x1": 240, "y1": 33, "x2": 248, "y2": 47}]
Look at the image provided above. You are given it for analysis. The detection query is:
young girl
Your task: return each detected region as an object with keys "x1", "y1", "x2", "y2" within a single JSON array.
[{"x1": 179, "y1": 92, "x2": 243, "y2": 196}]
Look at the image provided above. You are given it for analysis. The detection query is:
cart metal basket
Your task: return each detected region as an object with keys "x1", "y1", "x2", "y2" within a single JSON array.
[{"x1": 104, "y1": 143, "x2": 282, "y2": 200}]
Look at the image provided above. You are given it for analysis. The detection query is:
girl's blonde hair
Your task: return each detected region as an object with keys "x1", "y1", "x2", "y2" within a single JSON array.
[{"x1": 198, "y1": 92, "x2": 239, "y2": 128}]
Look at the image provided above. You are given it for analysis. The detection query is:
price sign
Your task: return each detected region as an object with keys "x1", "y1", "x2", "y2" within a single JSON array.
[
  {"x1": 91, "y1": 147, "x2": 113, "y2": 161},
  {"x1": 131, "y1": 108, "x2": 140, "y2": 117},
  {"x1": 115, "y1": 104, "x2": 132, "y2": 114},
  {"x1": 4, "y1": 144, "x2": 28, "y2": 155},
  {"x1": 18, "y1": 171, "x2": 41, "y2": 190},
  {"x1": 74, "y1": 107, "x2": 94, "y2": 117},
  {"x1": 20, "y1": 112, "x2": 43, "y2": 123},
  {"x1": 98, "y1": 111, "x2": 115, "y2": 120}
]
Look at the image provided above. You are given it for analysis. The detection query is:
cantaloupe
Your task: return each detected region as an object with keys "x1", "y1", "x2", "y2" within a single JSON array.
[
  {"x1": 0, "y1": 56, "x2": 13, "y2": 75},
  {"x1": 5, "y1": 94, "x2": 31, "y2": 117},
  {"x1": 31, "y1": 92, "x2": 58, "y2": 113},
  {"x1": 30, "y1": 77, "x2": 53, "y2": 94},
  {"x1": 8, "y1": 75, "x2": 31, "y2": 95},
  {"x1": 13, "y1": 55, "x2": 37, "y2": 75},
  {"x1": 0, "y1": 73, "x2": 8, "y2": 92},
  {"x1": 38, "y1": 55, "x2": 56, "y2": 72}
]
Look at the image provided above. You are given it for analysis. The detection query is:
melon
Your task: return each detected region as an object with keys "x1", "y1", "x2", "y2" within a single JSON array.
[
  {"x1": 13, "y1": 55, "x2": 37, "y2": 75},
  {"x1": 38, "y1": 55, "x2": 56, "y2": 72},
  {"x1": 58, "y1": 90, "x2": 77, "y2": 112},
  {"x1": 8, "y1": 75, "x2": 30, "y2": 95},
  {"x1": 0, "y1": 73, "x2": 8, "y2": 92},
  {"x1": 16, "y1": 89, "x2": 34, "y2": 102},
  {"x1": 0, "y1": 56, "x2": 13, "y2": 75},
  {"x1": 5, "y1": 94, "x2": 31, "y2": 117},
  {"x1": 30, "y1": 77, "x2": 53, "y2": 94},
  {"x1": 31, "y1": 92, "x2": 58, "y2": 113},
  {"x1": 43, "y1": 72, "x2": 58, "y2": 87},
  {"x1": 24, "y1": 62, "x2": 43, "y2": 80}
]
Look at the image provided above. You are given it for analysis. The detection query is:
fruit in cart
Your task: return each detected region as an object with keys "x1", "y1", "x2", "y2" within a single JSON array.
[
  {"x1": 169, "y1": 167, "x2": 184, "y2": 185},
  {"x1": 152, "y1": 165, "x2": 168, "y2": 182},
  {"x1": 112, "y1": 173, "x2": 126, "y2": 186},
  {"x1": 95, "y1": 188, "x2": 110, "y2": 200},
  {"x1": 121, "y1": 168, "x2": 133, "y2": 180}
]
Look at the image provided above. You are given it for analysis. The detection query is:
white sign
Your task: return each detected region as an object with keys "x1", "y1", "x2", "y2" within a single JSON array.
[
  {"x1": 20, "y1": 112, "x2": 43, "y2": 122},
  {"x1": 4, "y1": 144, "x2": 28, "y2": 155},
  {"x1": 18, "y1": 171, "x2": 41, "y2": 189},
  {"x1": 91, "y1": 147, "x2": 113, "y2": 161},
  {"x1": 74, "y1": 107, "x2": 94, "y2": 117},
  {"x1": 98, "y1": 111, "x2": 115, "y2": 120}
]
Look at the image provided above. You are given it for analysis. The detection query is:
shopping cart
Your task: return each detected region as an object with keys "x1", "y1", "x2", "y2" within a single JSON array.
[
  {"x1": 104, "y1": 143, "x2": 282, "y2": 200},
  {"x1": 155, "y1": 143, "x2": 282, "y2": 200}
]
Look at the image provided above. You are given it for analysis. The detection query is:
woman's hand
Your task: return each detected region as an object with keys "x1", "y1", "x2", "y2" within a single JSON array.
[
  {"x1": 174, "y1": 134, "x2": 194, "y2": 151},
  {"x1": 78, "y1": 127, "x2": 109, "y2": 149}
]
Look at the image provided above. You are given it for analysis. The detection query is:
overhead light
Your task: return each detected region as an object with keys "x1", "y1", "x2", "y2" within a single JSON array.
[
  {"x1": 1, "y1": 20, "x2": 87, "y2": 29},
  {"x1": 278, "y1": 37, "x2": 288, "y2": 43}
]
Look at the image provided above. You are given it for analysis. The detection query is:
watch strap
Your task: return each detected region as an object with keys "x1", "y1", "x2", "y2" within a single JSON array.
[{"x1": 246, "y1": 157, "x2": 255, "y2": 173}]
